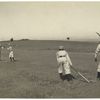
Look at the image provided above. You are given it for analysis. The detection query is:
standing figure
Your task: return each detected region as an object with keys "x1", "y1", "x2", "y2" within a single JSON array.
[
  {"x1": 0, "y1": 44, "x2": 2, "y2": 61},
  {"x1": 7, "y1": 43, "x2": 15, "y2": 62},
  {"x1": 0, "y1": 43, "x2": 4, "y2": 61},
  {"x1": 95, "y1": 42, "x2": 100, "y2": 80},
  {"x1": 56, "y1": 46, "x2": 75, "y2": 81}
]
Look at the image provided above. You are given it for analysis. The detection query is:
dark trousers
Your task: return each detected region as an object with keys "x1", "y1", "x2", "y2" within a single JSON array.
[
  {"x1": 10, "y1": 57, "x2": 15, "y2": 62},
  {"x1": 64, "y1": 74, "x2": 75, "y2": 81},
  {"x1": 59, "y1": 73, "x2": 64, "y2": 81},
  {"x1": 59, "y1": 73, "x2": 75, "y2": 81}
]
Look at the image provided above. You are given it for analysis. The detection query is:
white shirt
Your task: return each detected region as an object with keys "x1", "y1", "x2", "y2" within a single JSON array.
[{"x1": 56, "y1": 50, "x2": 72, "y2": 66}]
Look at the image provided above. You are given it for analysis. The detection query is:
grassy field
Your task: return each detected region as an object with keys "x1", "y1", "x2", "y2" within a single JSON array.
[{"x1": 0, "y1": 40, "x2": 100, "y2": 98}]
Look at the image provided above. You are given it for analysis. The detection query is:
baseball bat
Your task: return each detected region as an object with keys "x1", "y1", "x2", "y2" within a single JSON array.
[{"x1": 70, "y1": 66, "x2": 90, "y2": 83}]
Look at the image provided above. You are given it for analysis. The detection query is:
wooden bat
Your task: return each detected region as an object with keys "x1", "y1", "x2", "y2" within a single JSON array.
[{"x1": 70, "y1": 66, "x2": 90, "y2": 83}]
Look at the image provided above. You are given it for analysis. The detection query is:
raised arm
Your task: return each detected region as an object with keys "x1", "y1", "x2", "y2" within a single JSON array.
[{"x1": 95, "y1": 44, "x2": 100, "y2": 62}]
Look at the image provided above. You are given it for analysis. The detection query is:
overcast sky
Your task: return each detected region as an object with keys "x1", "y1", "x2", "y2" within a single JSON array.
[{"x1": 0, "y1": 2, "x2": 100, "y2": 41}]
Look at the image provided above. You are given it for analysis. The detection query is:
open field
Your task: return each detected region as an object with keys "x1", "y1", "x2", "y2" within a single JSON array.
[{"x1": 0, "y1": 40, "x2": 100, "y2": 98}]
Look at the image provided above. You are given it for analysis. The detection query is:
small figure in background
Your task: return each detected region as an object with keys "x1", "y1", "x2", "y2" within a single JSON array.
[
  {"x1": 0, "y1": 43, "x2": 4, "y2": 61},
  {"x1": 7, "y1": 43, "x2": 15, "y2": 62}
]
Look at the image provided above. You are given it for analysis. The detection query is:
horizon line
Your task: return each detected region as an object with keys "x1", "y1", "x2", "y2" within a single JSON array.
[{"x1": 0, "y1": 38, "x2": 99, "y2": 43}]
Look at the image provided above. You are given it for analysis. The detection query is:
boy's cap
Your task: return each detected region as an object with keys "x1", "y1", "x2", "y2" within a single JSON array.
[{"x1": 59, "y1": 46, "x2": 64, "y2": 50}]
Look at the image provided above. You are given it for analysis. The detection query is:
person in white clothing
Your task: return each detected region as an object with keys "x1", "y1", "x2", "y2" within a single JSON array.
[
  {"x1": 0, "y1": 43, "x2": 4, "y2": 61},
  {"x1": 95, "y1": 42, "x2": 100, "y2": 79},
  {"x1": 7, "y1": 43, "x2": 15, "y2": 62},
  {"x1": 56, "y1": 46, "x2": 75, "y2": 81}
]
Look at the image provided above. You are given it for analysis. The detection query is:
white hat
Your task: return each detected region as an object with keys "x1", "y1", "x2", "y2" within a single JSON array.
[{"x1": 59, "y1": 46, "x2": 64, "y2": 50}]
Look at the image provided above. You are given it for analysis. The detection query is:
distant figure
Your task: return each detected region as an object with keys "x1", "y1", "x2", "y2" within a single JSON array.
[
  {"x1": 0, "y1": 44, "x2": 2, "y2": 61},
  {"x1": 0, "y1": 44, "x2": 4, "y2": 61},
  {"x1": 56, "y1": 46, "x2": 75, "y2": 81},
  {"x1": 95, "y1": 42, "x2": 100, "y2": 80},
  {"x1": 7, "y1": 43, "x2": 15, "y2": 62}
]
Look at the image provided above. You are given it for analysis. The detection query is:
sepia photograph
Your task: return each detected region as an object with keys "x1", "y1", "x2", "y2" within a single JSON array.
[{"x1": 0, "y1": 1, "x2": 100, "y2": 98}]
